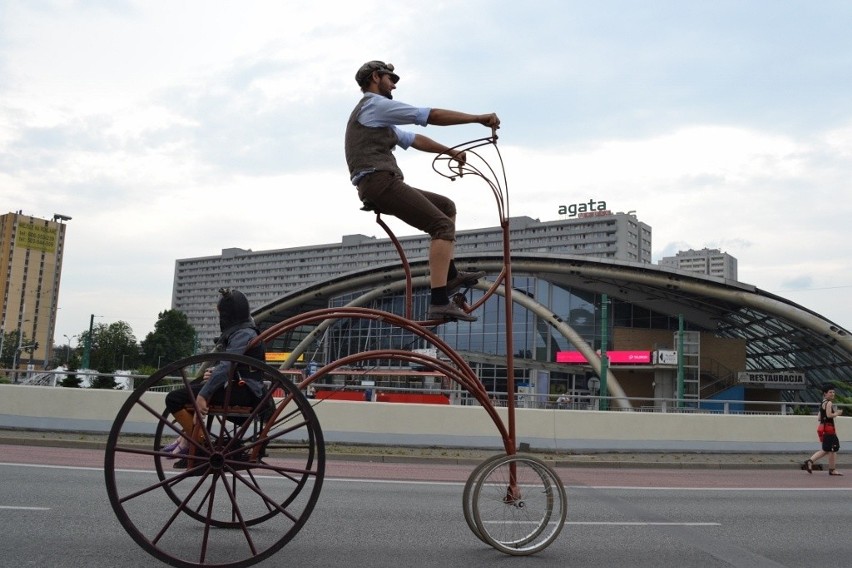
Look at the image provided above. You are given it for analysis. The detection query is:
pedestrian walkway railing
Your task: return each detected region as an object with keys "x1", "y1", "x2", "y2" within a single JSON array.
[{"x1": 1, "y1": 368, "x2": 822, "y2": 416}]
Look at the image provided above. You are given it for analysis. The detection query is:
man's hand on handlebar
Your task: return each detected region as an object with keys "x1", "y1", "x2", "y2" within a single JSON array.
[
  {"x1": 451, "y1": 149, "x2": 467, "y2": 167},
  {"x1": 478, "y1": 113, "x2": 500, "y2": 129}
]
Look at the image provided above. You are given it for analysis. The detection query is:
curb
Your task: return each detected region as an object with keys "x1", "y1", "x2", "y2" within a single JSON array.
[{"x1": 0, "y1": 431, "x2": 823, "y2": 470}]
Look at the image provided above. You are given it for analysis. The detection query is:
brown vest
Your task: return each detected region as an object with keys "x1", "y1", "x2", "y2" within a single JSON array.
[{"x1": 345, "y1": 96, "x2": 404, "y2": 181}]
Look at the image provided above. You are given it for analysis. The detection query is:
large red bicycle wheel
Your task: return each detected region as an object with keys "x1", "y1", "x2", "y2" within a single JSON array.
[{"x1": 105, "y1": 353, "x2": 325, "y2": 568}]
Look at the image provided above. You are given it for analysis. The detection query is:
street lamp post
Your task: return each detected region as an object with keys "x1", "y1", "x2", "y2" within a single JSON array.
[
  {"x1": 81, "y1": 315, "x2": 101, "y2": 370},
  {"x1": 12, "y1": 324, "x2": 28, "y2": 384},
  {"x1": 12, "y1": 330, "x2": 22, "y2": 383},
  {"x1": 63, "y1": 334, "x2": 77, "y2": 365}
]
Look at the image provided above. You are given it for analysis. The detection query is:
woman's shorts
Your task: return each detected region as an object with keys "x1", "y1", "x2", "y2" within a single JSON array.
[{"x1": 822, "y1": 433, "x2": 840, "y2": 453}]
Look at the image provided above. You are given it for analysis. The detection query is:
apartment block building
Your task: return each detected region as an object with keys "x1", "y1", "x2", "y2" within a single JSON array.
[
  {"x1": 0, "y1": 211, "x2": 70, "y2": 371},
  {"x1": 173, "y1": 212, "x2": 652, "y2": 348},
  {"x1": 658, "y1": 248, "x2": 738, "y2": 281}
]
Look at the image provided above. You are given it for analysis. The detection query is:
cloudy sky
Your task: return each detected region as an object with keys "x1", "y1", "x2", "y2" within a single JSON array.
[{"x1": 2, "y1": 0, "x2": 851, "y2": 346}]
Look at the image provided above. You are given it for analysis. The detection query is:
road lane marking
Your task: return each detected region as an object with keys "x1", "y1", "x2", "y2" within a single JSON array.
[
  {"x1": 3, "y1": 463, "x2": 852, "y2": 491},
  {"x1": 566, "y1": 521, "x2": 720, "y2": 526},
  {"x1": 567, "y1": 485, "x2": 852, "y2": 491}
]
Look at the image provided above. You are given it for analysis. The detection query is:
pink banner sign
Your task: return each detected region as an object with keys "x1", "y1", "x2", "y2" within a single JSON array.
[{"x1": 556, "y1": 350, "x2": 652, "y2": 364}]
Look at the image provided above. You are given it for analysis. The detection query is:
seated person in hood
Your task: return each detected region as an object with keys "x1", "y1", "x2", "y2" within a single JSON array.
[{"x1": 162, "y1": 288, "x2": 267, "y2": 463}]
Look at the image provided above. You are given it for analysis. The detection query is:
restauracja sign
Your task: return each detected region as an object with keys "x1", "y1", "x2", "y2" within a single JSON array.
[{"x1": 558, "y1": 199, "x2": 609, "y2": 217}]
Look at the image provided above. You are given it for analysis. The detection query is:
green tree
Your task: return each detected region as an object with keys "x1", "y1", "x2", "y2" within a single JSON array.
[
  {"x1": 1, "y1": 330, "x2": 28, "y2": 369},
  {"x1": 59, "y1": 354, "x2": 82, "y2": 388},
  {"x1": 79, "y1": 321, "x2": 138, "y2": 389},
  {"x1": 834, "y1": 391, "x2": 852, "y2": 415},
  {"x1": 140, "y1": 310, "x2": 197, "y2": 369},
  {"x1": 89, "y1": 373, "x2": 117, "y2": 389},
  {"x1": 1, "y1": 330, "x2": 22, "y2": 369},
  {"x1": 50, "y1": 342, "x2": 74, "y2": 369}
]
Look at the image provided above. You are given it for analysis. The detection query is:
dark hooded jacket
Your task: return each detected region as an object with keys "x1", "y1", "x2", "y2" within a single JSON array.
[{"x1": 199, "y1": 289, "x2": 266, "y2": 400}]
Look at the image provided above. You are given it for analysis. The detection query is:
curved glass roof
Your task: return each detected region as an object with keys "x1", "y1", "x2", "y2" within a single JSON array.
[{"x1": 253, "y1": 253, "x2": 852, "y2": 400}]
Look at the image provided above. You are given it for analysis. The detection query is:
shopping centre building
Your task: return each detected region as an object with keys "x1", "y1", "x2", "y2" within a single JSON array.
[{"x1": 173, "y1": 210, "x2": 852, "y2": 410}]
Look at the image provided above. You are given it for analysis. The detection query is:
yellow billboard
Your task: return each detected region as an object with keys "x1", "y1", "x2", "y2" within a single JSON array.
[{"x1": 17, "y1": 224, "x2": 57, "y2": 253}]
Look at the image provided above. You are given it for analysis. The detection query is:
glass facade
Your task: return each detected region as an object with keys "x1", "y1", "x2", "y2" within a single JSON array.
[{"x1": 317, "y1": 272, "x2": 691, "y2": 397}]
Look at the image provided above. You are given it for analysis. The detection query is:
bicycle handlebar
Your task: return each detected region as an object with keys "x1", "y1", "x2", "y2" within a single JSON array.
[{"x1": 431, "y1": 130, "x2": 508, "y2": 221}]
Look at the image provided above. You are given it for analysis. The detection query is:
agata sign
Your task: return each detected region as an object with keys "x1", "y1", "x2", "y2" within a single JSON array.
[{"x1": 558, "y1": 199, "x2": 608, "y2": 217}]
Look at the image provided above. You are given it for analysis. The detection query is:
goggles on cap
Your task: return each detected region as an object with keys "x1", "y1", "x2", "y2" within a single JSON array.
[{"x1": 355, "y1": 60, "x2": 400, "y2": 86}]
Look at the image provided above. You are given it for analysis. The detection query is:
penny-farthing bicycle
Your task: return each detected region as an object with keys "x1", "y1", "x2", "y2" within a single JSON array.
[{"x1": 104, "y1": 132, "x2": 567, "y2": 566}]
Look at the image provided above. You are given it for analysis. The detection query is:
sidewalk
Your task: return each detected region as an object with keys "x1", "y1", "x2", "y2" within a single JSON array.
[{"x1": 0, "y1": 427, "x2": 842, "y2": 470}]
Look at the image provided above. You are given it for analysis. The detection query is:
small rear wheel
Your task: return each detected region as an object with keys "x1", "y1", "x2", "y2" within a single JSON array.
[
  {"x1": 471, "y1": 454, "x2": 567, "y2": 555},
  {"x1": 462, "y1": 454, "x2": 506, "y2": 542}
]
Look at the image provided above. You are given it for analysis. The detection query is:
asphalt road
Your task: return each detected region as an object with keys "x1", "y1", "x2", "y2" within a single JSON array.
[{"x1": 2, "y1": 445, "x2": 852, "y2": 568}]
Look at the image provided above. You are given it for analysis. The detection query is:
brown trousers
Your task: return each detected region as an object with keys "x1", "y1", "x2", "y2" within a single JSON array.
[{"x1": 357, "y1": 171, "x2": 456, "y2": 241}]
